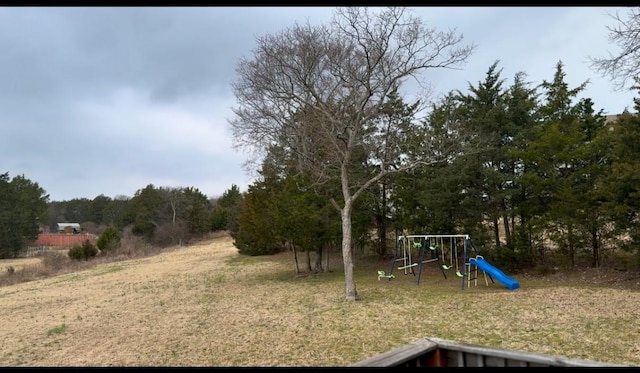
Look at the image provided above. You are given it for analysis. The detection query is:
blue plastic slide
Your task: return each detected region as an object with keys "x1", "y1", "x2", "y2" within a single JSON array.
[{"x1": 471, "y1": 257, "x2": 520, "y2": 290}]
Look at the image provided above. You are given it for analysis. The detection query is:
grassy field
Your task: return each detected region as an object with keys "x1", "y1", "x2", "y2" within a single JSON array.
[{"x1": 0, "y1": 235, "x2": 639, "y2": 367}]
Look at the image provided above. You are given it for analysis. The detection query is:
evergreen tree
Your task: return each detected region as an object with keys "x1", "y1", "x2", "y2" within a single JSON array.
[
  {"x1": 0, "y1": 173, "x2": 49, "y2": 258},
  {"x1": 601, "y1": 93, "x2": 640, "y2": 266},
  {"x1": 517, "y1": 61, "x2": 605, "y2": 267}
]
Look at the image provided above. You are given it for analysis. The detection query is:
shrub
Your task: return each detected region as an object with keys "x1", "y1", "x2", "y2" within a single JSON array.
[
  {"x1": 68, "y1": 240, "x2": 98, "y2": 261},
  {"x1": 83, "y1": 240, "x2": 99, "y2": 258},
  {"x1": 97, "y1": 226, "x2": 121, "y2": 252},
  {"x1": 234, "y1": 227, "x2": 281, "y2": 256},
  {"x1": 150, "y1": 221, "x2": 189, "y2": 248},
  {"x1": 68, "y1": 246, "x2": 84, "y2": 260}
]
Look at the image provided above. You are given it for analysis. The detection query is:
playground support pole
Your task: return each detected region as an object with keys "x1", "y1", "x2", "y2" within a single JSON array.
[
  {"x1": 461, "y1": 238, "x2": 468, "y2": 290},
  {"x1": 416, "y1": 238, "x2": 427, "y2": 285},
  {"x1": 416, "y1": 238, "x2": 426, "y2": 285},
  {"x1": 387, "y1": 238, "x2": 400, "y2": 281},
  {"x1": 435, "y1": 244, "x2": 448, "y2": 280}
]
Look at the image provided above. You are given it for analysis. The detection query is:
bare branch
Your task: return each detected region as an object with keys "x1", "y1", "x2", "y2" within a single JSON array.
[{"x1": 589, "y1": 7, "x2": 640, "y2": 91}]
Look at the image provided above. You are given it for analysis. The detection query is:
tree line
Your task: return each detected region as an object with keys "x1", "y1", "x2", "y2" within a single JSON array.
[
  {"x1": 0, "y1": 181, "x2": 243, "y2": 259},
  {"x1": 234, "y1": 59, "x2": 640, "y2": 270}
]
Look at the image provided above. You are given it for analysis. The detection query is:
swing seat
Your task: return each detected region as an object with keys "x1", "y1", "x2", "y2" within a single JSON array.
[
  {"x1": 442, "y1": 264, "x2": 453, "y2": 270},
  {"x1": 377, "y1": 270, "x2": 395, "y2": 280},
  {"x1": 455, "y1": 271, "x2": 463, "y2": 278}
]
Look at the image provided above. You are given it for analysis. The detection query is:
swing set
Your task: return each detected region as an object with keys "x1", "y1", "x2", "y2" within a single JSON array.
[{"x1": 378, "y1": 233, "x2": 496, "y2": 289}]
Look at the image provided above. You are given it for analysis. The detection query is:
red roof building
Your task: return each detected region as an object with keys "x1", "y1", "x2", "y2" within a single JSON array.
[{"x1": 32, "y1": 233, "x2": 97, "y2": 248}]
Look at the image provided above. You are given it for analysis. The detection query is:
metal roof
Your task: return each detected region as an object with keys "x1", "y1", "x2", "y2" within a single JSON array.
[{"x1": 57, "y1": 223, "x2": 80, "y2": 228}]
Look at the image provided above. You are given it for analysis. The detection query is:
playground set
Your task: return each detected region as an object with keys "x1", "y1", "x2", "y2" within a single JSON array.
[{"x1": 377, "y1": 234, "x2": 520, "y2": 291}]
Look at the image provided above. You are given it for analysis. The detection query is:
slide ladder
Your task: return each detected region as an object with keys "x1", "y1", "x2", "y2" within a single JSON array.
[
  {"x1": 464, "y1": 256, "x2": 520, "y2": 291},
  {"x1": 465, "y1": 256, "x2": 492, "y2": 288}
]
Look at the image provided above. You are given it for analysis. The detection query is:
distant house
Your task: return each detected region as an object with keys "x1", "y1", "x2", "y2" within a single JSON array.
[
  {"x1": 57, "y1": 223, "x2": 81, "y2": 234},
  {"x1": 31, "y1": 233, "x2": 96, "y2": 249},
  {"x1": 26, "y1": 222, "x2": 95, "y2": 255}
]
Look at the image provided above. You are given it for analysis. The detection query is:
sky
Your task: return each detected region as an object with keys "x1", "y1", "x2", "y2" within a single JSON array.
[{"x1": 1, "y1": 7, "x2": 637, "y2": 202}]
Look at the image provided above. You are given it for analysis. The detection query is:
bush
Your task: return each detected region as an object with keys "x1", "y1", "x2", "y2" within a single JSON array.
[
  {"x1": 41, "y1": 251, "x2": 70, "y2": 271},
  {"x1": 151, "y1": 222, "x2": 184, "y2": 248},
  {"x1": 68, "y1": 240, "x2": 98, "y2": 261},
  {"x1": 97, "y1": 226, "x2": 121, "y2": 252},
  {"x1": 233, "y1": 227, "x2": 281, "y2": 256},
  {"x1": 68, "y1": 246, "x2": 84, "y2": 260}
]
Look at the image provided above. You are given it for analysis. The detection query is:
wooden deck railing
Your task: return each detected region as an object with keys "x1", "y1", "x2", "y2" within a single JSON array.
[{"x1": 349, "y1": 337, "x2": 624, "y2": 367}]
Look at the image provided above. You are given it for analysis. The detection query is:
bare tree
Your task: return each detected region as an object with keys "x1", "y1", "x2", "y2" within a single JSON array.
[
  {"x1": 230, "y1": 7, "x2": 475, "y2": 301},
  {"x1": 590, "y1": 7, "x2": 640, "y2": 91}
]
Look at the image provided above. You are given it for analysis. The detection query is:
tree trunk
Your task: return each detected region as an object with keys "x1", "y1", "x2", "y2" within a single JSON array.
[
  {"x1": 341, "y1": 200, "x2": 358, "y2": 301},
  {"x1": 305, "y1": 250, "x2": 312, "y2": 272},
  {"x1": 376, "y1": 213, "x2": 386, "y2": 257},
  {"x1": 291, "y1": 241, "x2": 300, "y2": 274},
  {"x1": 322, "y1": 242, "x2": 330, "y2": 272},
  {"x1": 568, "y1": 224, "x2": 575, "y2": 268},
  {"x1": 591, "y1": 229, "x2": 600, "y2": 268},
  {"x1": 503, "y1": 214, "x2": 511, "y2": 249},
  {"x1": 314, "y1": 246, "x2": 323, "y2": 273},
  {"x1": 376, "y1": 182, "x2": 388, "y2": 257},
  {"x1": 493, "y1": 216, "x2": 500, "y2": 248}
]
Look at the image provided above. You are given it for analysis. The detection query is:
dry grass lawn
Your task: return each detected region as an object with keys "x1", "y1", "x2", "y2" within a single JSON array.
[{"x1": 0, "y1": 235, "x2": 639, "y2": 366}]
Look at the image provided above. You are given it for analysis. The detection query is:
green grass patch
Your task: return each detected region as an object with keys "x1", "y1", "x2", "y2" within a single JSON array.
[{"x1": 47, "y1": 324, "x2": 67, "y2": 336}]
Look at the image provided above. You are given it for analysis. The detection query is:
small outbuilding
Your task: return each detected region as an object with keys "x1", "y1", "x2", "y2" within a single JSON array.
[{"x1": 57, "y1": 223, "x2": 81, "y2": 234}]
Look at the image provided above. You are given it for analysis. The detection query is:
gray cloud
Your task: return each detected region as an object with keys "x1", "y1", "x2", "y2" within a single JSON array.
[{"x1": 0, "y1": 7, "x2": 635, "y2": 201}]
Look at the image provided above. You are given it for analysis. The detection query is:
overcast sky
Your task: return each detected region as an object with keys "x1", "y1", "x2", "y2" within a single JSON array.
[{"x1": 1, "y1": 7, "x2": 636, "y2": 202}]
